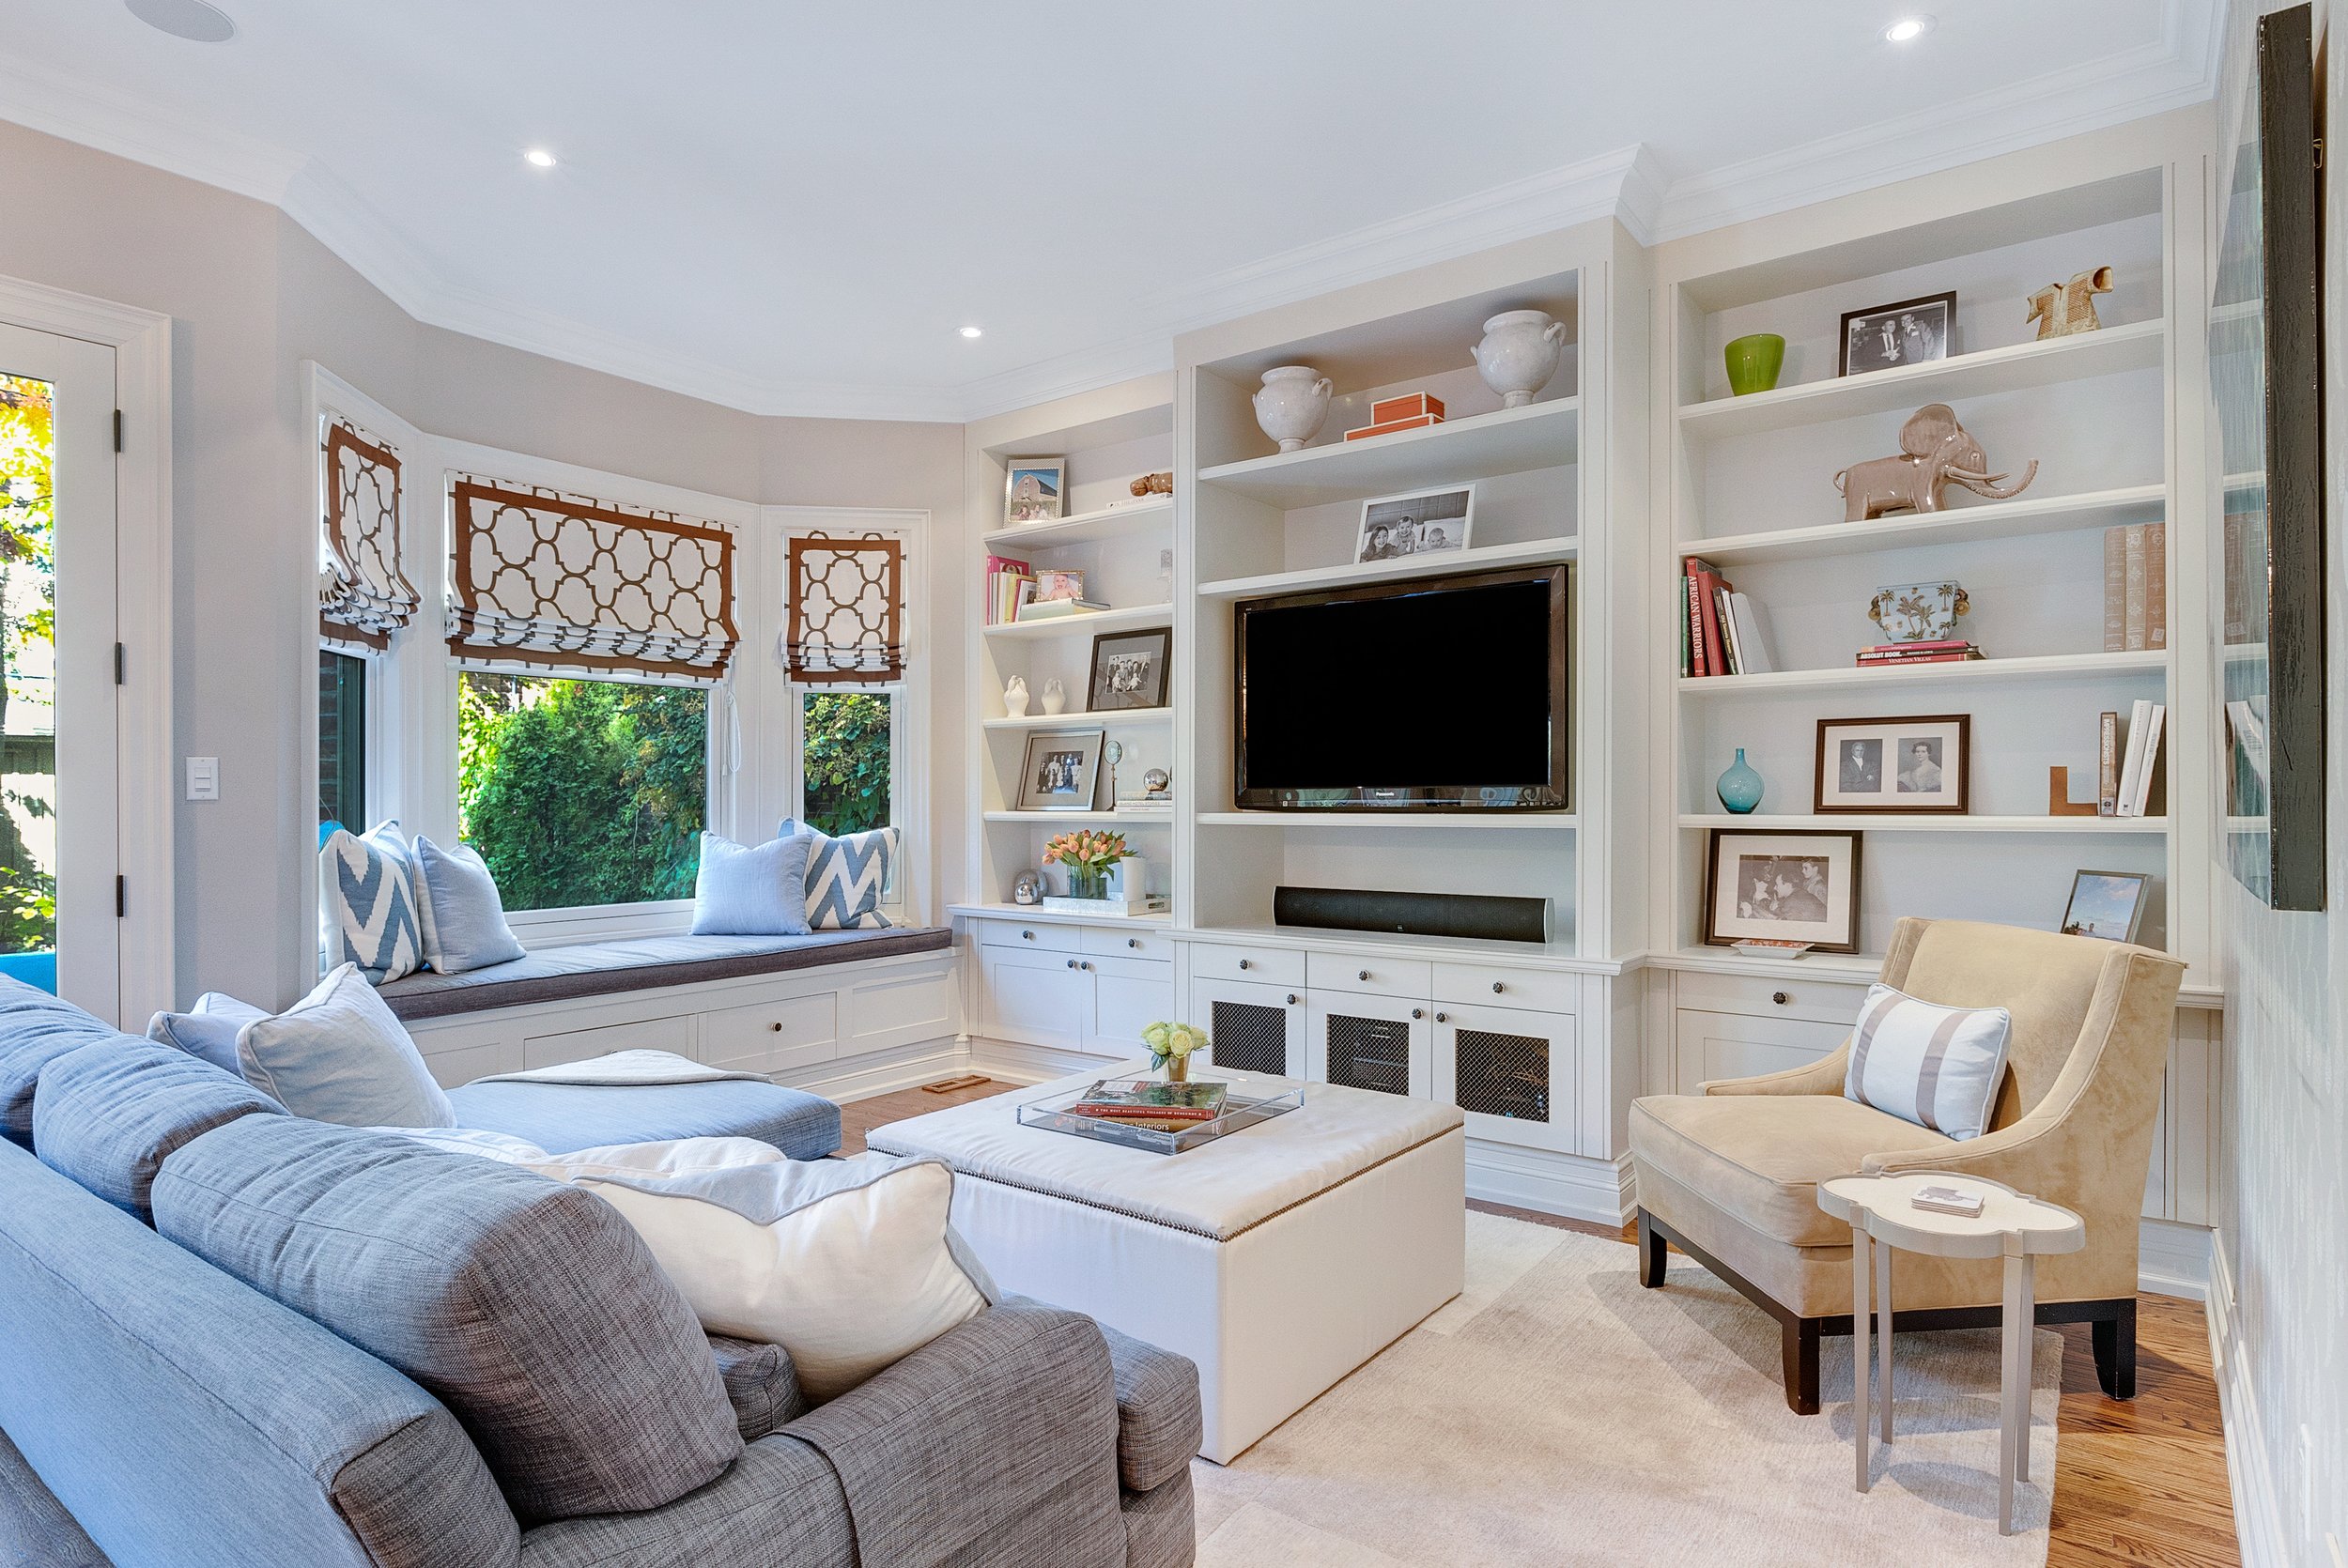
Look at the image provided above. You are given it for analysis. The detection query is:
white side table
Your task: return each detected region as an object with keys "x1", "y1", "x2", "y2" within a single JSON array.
[{"x1": 1817, "y1": 1173, "x2": 2084, "y2": 1535}]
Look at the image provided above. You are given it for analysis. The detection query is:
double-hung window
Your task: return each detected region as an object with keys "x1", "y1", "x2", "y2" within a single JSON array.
[{"x1": 316, "y1": 415, "x2": 417, "y2": 836}]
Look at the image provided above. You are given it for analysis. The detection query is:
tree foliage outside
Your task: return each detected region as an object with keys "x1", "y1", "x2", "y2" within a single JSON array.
[
  {"x1": 0, "y1": 375, "x2": 57, "y2": 956},
  {"x1": 801, "y1": 691, "x2": 892, "y2": 837},
  {"x1": 457, "y1": 673, "x2": 708, "y2": 911}
]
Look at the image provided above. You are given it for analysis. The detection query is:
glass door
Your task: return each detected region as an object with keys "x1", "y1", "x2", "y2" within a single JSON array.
[{"x1": 0, "y1": 322, "x2": 117, "y2": 1012}]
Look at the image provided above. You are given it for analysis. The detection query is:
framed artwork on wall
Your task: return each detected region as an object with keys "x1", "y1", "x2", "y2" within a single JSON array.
[
  {"x1": 1701, "y1": 828, "x2": 1862, "y2": 953},
  {"x1": 1814, "y1": 715, "x2": 1970, "y2": 814},
  {"x1": 1003, "y1": 458, "x2": 1068, "y2": 526},
  {"x1": 1837, "y1": 291, "x2": 1955, "y2": 376}
]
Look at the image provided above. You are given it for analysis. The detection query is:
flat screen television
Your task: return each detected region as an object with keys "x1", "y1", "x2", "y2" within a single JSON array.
[{"x1": 1233, "y1": 564, "x2": 1569, "y2": 811}]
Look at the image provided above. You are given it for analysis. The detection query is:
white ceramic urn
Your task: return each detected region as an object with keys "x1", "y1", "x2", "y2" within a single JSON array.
[
  {"x1": 1251, "y1": 365, "x2": 1334, "y2": 452},
  {"x1": 1041, "y1": 677, "x2": 1068, "y2": 715},
  {"x1": 1003, "y1": 675, "x2": 1029, "y2": 717},
  {"x1": 1472, "y1": 310, "x2": 1566, "y2": 407}
]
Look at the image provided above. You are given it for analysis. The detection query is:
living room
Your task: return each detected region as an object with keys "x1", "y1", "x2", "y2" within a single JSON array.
[{"x1": 0, "y1": 3, "x2": 2337, "y2": 1565}]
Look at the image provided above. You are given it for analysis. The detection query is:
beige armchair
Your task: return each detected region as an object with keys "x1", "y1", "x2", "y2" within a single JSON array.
[{"x1": 1630, "y1": 917, "x2": 2184, "y2": 1413}]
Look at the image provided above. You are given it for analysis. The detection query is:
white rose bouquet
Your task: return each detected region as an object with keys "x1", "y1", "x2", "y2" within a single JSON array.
[{"x1": 1141, "y1": 1021, "x2": 1209, "y2": 1083}]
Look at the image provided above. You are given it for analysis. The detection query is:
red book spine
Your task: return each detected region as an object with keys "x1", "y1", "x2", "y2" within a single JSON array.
[
  {"x1": 1683, "y1": 562, "x2": 1710, "y2": 677},
  {"x1": 1695, "y1": 571, "x2": 1731, "y2": 678}
]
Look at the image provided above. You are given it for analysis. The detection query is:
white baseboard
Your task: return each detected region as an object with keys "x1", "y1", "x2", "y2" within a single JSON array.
[
  {"x1": 1464, "y1": 1142, "x2": 1634, "y2": 1226},
  {"x1": 2205, "y1": 1241, "x2": 2289, "y2": 1567},
  {"x1": 965, "y1": 1036, "x2": 1122, "y2": 1086},
  {"x1": 792, "y1": 1038, "x2": 970, "y2": 1105},
  {"x1": 2138, "y1": 1216, "x2": 2213, "y2": 1300}
]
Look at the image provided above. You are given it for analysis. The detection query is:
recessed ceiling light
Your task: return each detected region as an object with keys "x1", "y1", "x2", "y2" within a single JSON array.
[
  {"x1": 958, "y1": 326, "x2": 983, "y2": 339},
  {"x1": 125, "y1": 0, "x2": 236, "y2": 43},
  {"x1": 524, "y1": 147, "x2": 558, "y2": 169},
  {"x1": 1884, "y1": 15, "x2": 1934, "y2": 42}
]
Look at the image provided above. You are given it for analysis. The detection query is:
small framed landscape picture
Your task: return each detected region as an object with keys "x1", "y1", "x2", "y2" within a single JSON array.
[
  {"x1": 1837, "y1": 291, "x2": 1956, "y2": 376},
  {"x1": 1702, "y1": 828, "x2": 1862, "y2": 953},
  {"x1": 1088, "y1": 627, "x2": 1171, "y2": 712},
  {"x1": 2061, "y1": 869, "x2": 2150, "y2": 944},
  {"x1": 1017, "y1": 729, "x2": 1106, "y2": 811},
  {"x1": 1814, "y1": 714, "x2": 1970, "y2": 814},
  {"x1": 1355, "y1": 484, "x2": 1474, "y2": 564},
  {"x1": 1003, "y1": 458, "x2": 1067, "y2": 526}
]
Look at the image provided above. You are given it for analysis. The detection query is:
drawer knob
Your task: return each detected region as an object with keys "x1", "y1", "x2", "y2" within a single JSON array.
[
  {"x1": 1238, "y1": 959, "x2": 1252, "y2": 971},
  {"x1": 1491, "y1": 981, "x2": 1505, "y2": 994},
  {"x1": 1081, "y1": 961, "x2": 1094, "y2": 972},
  {"x1": 1286, "y1": 993, "x2": 1298, "y2": 1006},
  {"x1": 1127, "y1": 938, "x2": 1140, "y2": 949},
  {"x1": 1021, "y1": 930, "x2": 1036, "y2": 941},
  {"x1": 1435, "y1": 1011, "x2": 1448, "y2": 1023},
  {"x1": 1067, "y1": 959, "x2": 1080, "y2": 969},
  {"x1": 768, "y1": 1022, "x2": 782, "y2": 1033},
  {"x1": 1772, "y1": 991, "x2": 1791, "y2": 1006},
  {"x1": 1412, "y1": 1007, "x2": 1425, "y2": 1020},
  {"x1": 1358, "y1": 970, "x2": 1372, "y2": 982}
]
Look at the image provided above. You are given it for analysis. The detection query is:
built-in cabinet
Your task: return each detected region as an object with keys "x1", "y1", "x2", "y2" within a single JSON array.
[{"x1": 972, "y1": 916, "x2": 1176, "y2": 1057}]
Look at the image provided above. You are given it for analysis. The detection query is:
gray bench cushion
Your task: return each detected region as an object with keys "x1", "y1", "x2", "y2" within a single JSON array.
[
  {"x1": 447, "y1": 1079, "x2": 842, "y2": 1160},
  {"x1": 378, "y1": 929, "x2": 951, "y2": 1021}
]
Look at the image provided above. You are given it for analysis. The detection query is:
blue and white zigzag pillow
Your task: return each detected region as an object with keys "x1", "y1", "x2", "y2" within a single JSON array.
[
  {"x1": 320, "y1": 822, "x2": 423, "y2": 984},
  {"x1": 780, "y1": 820, "x2": 896, "y2": 930}
]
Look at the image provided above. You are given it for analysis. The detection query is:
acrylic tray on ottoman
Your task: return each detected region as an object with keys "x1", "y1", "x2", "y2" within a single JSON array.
[{"x1": 1018, "y1": 1083, "x2": 1305, "y2": 1155}]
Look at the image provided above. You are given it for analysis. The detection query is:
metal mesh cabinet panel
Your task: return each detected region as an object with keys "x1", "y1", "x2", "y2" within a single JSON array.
[
  {"x1": 1454, "y1": 1028, "x2": 1550, "y2": 1122},
  {"x1": 1211, "y1": 1000, "x2": 1290, "y2": 1076},
  {"x1": 1326, "y1": 1013, "x2": 1412, "y2": 1097}
]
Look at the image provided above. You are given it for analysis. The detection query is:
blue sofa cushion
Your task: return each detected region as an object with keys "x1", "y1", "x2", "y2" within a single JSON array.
[
  {"x1": 0, "y1": 977, "x2": 126, "y2": 1149},
  {"x1": 152, "y1": 1115, "x2": 742, "y2": 1527},
  {"x1": 146, "y1": 991, "x2": 269, "y2": 1078},
  {"x1": 446, "y1": 1077, "x2": 842, "y2": 1161},
  {"x1": 32, "y1": 1040, "x2": 282, "y2": 1223}
]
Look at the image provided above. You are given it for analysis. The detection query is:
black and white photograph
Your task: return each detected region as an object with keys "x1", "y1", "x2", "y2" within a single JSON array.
[
  {"x1": 2061, "y1": 869, "x2": 2151, "y2": 944},
  {"x1": 1836, "y1": 291, "x2": 1956, "y2": 376},
  {"x1": 1702, "y1": 829, "x2": 1861, "y2": 952},
  {"x1": 1354, "y1": 484, "x2": 1475, "y2": 564},
  {"x1": 1015, "y1": 728, "x2": 1105, "y2": 811},
  {"x1": 1815, "y1": 714, "x2": 1970, "y2": 813},
  {"x1": 1087, "y1": 626, "x2": 1171, "y2": 712}
]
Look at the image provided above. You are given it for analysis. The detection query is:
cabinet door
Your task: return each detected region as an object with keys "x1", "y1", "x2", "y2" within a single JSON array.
[
  {"x1": 1673, "y1": 1007, "x2": 1850, "y2": 1091},
  {"x1": 1190, "y1": 976, "x2": 1305, "y2": 1078},
  {"x1": 1431, "y1": 1001, "x2": 1579, "y2": 1154},
  {"x1": 980, "y1": 945, "x2": 1092, "y2": 1050},
  {"x1": 1083, "y1": 955, "x2": 1174, "y2": 1055},
  {"x1": 1306, "y1": 992, "x2": 1431, "y2": 1100}
]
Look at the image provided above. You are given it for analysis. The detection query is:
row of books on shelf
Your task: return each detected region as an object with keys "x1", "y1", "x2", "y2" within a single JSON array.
[
  {"x1": 2100, "y1": 524, "x2": 2168, "y2": 653},
  {"x1": 983, "y1": 559, "x2": 1110, "y2": 625},
  {"x1": 1678, "y1": 557, "x2": 1776, "y2": 677},
  {"x1": 2099, "y1": 699, "x2": 2168, "y2": 817}
]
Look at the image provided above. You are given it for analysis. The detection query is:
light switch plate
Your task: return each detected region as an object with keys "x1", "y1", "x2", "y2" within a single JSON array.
[{"x1": 185, "y1": 757, "x2": 219, "y2": 801}]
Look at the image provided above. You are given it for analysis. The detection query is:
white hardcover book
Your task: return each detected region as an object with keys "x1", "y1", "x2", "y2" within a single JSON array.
[
  {"x1": 2115, "y1": 699, "x2": 2153, "y2": 817},
  {"x1": 2131, "y1": 703, "x2": 2167, "y2": 817},
  {"x1": 1725, "y1": 592, "x2": 1775, "y2": 675},
  {"x1": 1716, "y1": 587, "x2": 1743, "y2": 674}
]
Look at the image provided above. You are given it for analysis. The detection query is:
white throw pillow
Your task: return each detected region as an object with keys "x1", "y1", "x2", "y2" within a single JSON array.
[
  {"x1": 238, "y1": 962, "x2": 458, "y2": 1130},
  {"x1": 1843, "y1": 983, "x2": 2013, "y2": 1142}
]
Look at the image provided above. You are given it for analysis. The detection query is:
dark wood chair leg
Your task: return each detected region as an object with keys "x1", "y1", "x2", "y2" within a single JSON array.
[
  {"x1": 2091, "y1": 1299, "x2": 2138, "y2": 1399},
  {"x1": 1636, "y1": 1209, "x2": 1667, "y2": 1288},
  {"x1": 1782, "y1": 1317, "x2": 1821, "y2": 1414}
]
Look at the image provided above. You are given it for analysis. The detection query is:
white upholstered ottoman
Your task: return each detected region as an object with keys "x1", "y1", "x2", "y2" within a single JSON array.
[{"x1": 867, "y1": 1066, "x2": 1465, "y2": 1463}]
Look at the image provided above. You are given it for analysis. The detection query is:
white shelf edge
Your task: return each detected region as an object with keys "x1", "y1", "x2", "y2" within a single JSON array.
[
  {"x1": 1181, "y1": 921, "x2": 1602, "y2": 971},
  {"x1": 1676, "y1": 649, "x2": 2168, "y2": 694},
  {"x1": 1197, "y1": 536, "x2": 1578, "y2": 600},
  {"x1": 1675, "y1": 484, "x2": 2167, "y2": 565},
  {"x1": 948, "y1": 901, "x2": 1172, "y2": 929},
  {"x1": 1196, "y1": 396, "x2": 1579, "y2": 500},
  {"x1": 1196, "y1": 811, "x2": 1579, "y2": 830},
  {"x1": 981, "y1": 604, "x2": 1173, "y2": 641},
  {"x1": 1676, "y1": 813, "x2": 2169, "y2": 834},
  {"x1": 980, "y1": 496, "x2": 1173, "y2": 552},
  {"x1": 981, "y1": 708, "x2": 1172, "y2": 730},
  {"x1": 1648, "y1": 945, "x2": 2223, "y2": 1010},
  {"x1": 981, "y1": 810, "x2": 1177, "y2": 825}
]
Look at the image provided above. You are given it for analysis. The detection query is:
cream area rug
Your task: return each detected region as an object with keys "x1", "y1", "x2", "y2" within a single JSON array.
[{"x1": 1191, "y1": 1211, "x2": 2061, "y2": 1567}]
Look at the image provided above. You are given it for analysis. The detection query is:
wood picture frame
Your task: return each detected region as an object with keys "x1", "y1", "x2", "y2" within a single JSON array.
[
  {"x1": 1837, "y1": 290, "x2": 1956, "y2": 377},
  {"x1": 1813, "y1": 714, "x2": 1970, "y2": 814},
  {"x1": 1087, "y1": 626, "x2": 1171, "y2": 712},
  {"x1": 1701, "y1": 828, "x2": 1862, "y2": 953},
  {"x1": 1015, "y1": 728, "x2": 1106, "y2": 812},
  {"x1": 2060, "y1": 869, "x2": 2150, "y2": 944}
]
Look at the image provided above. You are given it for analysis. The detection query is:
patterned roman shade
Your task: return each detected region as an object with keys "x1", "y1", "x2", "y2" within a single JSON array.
[
  {"x1": 785, "y1": 533, "x2": 904, "y2": 685},
  {"x1": 318, "y1": 419, "x2": 419, "y2": 650},
  {"x1": 447, "y1": 476, "x2": 739, "y2": 685}
]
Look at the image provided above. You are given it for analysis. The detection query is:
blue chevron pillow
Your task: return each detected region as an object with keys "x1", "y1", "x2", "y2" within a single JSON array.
[
  {"x1": 780, "y1": 821, "x2": 896, "y2": 930},
  {"x1": 320, "y1": 822, "x2": 423, "y2": 985}
]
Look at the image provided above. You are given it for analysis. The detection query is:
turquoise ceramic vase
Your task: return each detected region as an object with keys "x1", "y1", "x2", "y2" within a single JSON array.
[
  {"x1": 1716, "y1": 749, "x2": 1765, "y2": 813},
  {"x1": 1723, "y1": 333, "x2": 1785, "y2": 396}
]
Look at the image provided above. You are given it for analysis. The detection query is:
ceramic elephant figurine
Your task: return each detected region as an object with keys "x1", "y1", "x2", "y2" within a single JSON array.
[
  {"x1": 1832, "y1": 404, "x2": 2038, "y2": 522},
  {"x1": 2026, "y1": 266, "x2": 2113, "y2": 338}
]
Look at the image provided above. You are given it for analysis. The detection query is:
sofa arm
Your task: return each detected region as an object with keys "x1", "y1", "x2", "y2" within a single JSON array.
[
  {"x1": 1704, "y1": 1041, "x2": 1850, "y2": 1098},
  {"x1": 1094, "y1": 1317, "x2": 1201, "y2": 1492}
]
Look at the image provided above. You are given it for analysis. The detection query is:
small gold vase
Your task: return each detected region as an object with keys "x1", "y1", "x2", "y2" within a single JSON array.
[{"x1": 1163, "y1": 1053, "x2": 1188, "y2": 1084}]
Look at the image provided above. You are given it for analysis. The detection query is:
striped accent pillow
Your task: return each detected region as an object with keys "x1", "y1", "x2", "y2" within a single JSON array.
[
  {"x1": 780, "y1": 821, "x2": 896, "y2": 930},
  {"x1": 1842, "y1": 983, "x2": 2013, "y2": 1142}
]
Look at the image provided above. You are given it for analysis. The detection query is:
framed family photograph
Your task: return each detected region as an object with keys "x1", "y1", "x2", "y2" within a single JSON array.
[
  {"x1": 1355, "y1": 484, "x2": 1474, "y2": 564},
  {"x1": 1814, "y1": 714, "x2": 1970, "y2": 814},
  {"x1": 1702, "y1": 828, "x2": 1862, "y2": 953},
  {"x1": 1003, "y1": 457, "x2": 1067, "y2": 526},
  {"x1": 1837, "y1": 291, "x2": 1956, "y2": 376},
  {"x1": 1016, "y1": 729, "x2": 1106, "y2": 811},
  {"x1": 1088, "y1": 626, "x2": 1171, "y2": 712},
  {"x1": 2060, "y1": 869, "x2": 2150, "y2": 944}
]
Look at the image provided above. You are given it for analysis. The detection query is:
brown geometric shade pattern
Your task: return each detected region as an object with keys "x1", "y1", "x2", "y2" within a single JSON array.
[
  {"x1": 318, "y1": 419, "x2": 419, "y2": 651},
  {"x1": 446, "y1": 476, "x2": 739, "y2": 684},
  {"x1": 786, "y1": 533, "x2": 904, "y2": 685}
]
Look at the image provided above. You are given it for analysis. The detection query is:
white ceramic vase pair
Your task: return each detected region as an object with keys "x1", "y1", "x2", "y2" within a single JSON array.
[
  {"x1": 1247, "y1": 310, "x2": 1564, "y2": 453},
  {"x1": 1002, "y1": 676, "x2": 1066, "y2": 717}
]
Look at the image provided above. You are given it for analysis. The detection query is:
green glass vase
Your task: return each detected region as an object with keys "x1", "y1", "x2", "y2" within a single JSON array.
[{"x1": 1723, "y1": 333, "x2": 1785, "y2": 397}]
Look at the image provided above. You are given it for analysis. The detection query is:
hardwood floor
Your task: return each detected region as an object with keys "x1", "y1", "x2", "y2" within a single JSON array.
[{"x1": 841, "y1": 1085, "x2": 2237, "y2": 1564}]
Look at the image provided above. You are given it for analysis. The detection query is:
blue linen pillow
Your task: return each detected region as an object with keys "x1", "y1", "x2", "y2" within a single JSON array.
[
  {"x1": 146, "y1": 992, "x2": 268, "y2": 1078},
  {"x1": 778, "y1": 819, "x2": 896, "y2": 930},
  {"x1": 690, "y1": 832, "x2": 814, "y2": 937},
  {"x1": 412, "y1": 838, "x2": 526, "y2": 975},
  {"x1": 236, "y1": 962, "x2": 457, "y2": 1130},
  {"x1": 320, "y1": 822, "x2": 424, "y2": 984},
  {"x1": 33, "y1": 1039, "x2": 282, "y2": 1222}
]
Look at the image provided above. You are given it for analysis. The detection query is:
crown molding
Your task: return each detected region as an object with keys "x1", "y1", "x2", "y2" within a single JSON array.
[{"x1": 0, "y1": 52, "x2": 301, "y2": 205}]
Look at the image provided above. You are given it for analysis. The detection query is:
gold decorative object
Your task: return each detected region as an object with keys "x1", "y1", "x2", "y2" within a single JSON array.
[
  {"x1": 2026, "y1": 267, "x2": 2113, "y2": 338},
  {"x1": 1129, "y1": 471, "x2": 1173, "y2": 497},
  {"x1": 1832, "y1": 404, "x2": 2039, "y2": 521}
]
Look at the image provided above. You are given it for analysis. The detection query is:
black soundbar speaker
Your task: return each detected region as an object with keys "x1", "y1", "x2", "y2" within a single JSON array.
[{"x1": 1273, "y1": 885, "x2": 1552, "y2": 945}]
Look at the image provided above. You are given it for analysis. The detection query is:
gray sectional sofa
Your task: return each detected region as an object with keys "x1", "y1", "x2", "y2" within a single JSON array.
[{"x1": 0, "y1": 980, "x2": 1198, "y2": 1568}]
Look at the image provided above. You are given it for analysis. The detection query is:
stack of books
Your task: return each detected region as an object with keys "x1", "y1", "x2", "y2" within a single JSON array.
[
  {"x1": 2101, "y1": 522, "x2": 2169, "y2": 652},
  {"x1": 983, "y1": 555, "x2": 1031, "y2": 626},
  {"x1": 1855, "y1": 638, "x2": 1984, "y2": 668},
  {"x1": 2105, "y1": 699, "x2": 2167, "y2": 817},
  {"x1": 1678, "y1": 556, "x2": 1775, "y2": 676},
  {"x1": 1116, "y1": 793, "x2": 1173, "y2": 815},
  {"x1": 1062, "y1": 1079, "x2": 1228, "y2": 1134},
  {"x1": 1343, "y1": 392, "x2": 1445, "y2": 442},
  {"x1": 1013, "y1": 597, "x2": 1109, "y2": 623}
]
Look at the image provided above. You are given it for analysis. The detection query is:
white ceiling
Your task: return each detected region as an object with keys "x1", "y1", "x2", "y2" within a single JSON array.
[{"x1": 0, "y1": 1, "x2": 2221, "y2": 422}]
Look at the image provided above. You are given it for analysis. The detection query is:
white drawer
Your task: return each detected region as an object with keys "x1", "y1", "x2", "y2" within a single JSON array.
[
  {"x1": 1082, "y1": 925, "x2": 1175, "y2": 961},
  {"x1": 1189, "y1": 942, "x2": 1305, "y2": 986},
  {"x1": 1674, "y1": 968, "x2": 1868, "y2": 1026},
  {"x1": 700, "y1": 993, "x2": 842, "y2": 1077},
  {"x1": 976, "y1": 918, "x2": 1081, "y2": 954},
  {"x1": 1431, "y1": 961, "x2": 1577, "y2": 1014},
  {"x1": 1307, "y1": 951, "x2": 1432, "y2": 1001}
]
